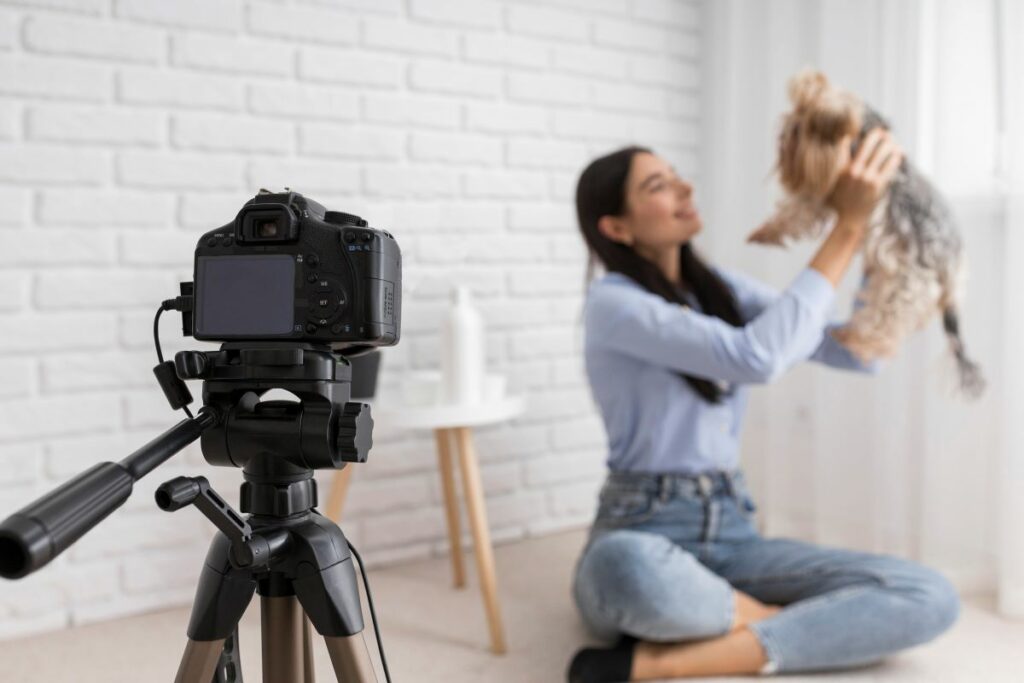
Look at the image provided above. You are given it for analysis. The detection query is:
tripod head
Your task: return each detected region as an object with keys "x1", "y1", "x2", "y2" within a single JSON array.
[
  {"x1": 0, "y1": 341, "x2": 374, "y2": 579},
  {"x1": 177, "y1": 341, "x2": 372, "y2": 514},
  {"x1": 181, "y1": 342, "x2": 372, "y2": 473}
]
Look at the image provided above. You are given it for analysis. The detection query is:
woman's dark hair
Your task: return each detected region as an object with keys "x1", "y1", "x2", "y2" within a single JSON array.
[{"x1": 575, "y1": 145, "x2": 744, "y2": 403}]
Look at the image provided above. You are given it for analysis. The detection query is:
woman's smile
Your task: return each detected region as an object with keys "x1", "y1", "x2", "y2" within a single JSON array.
[{"x1": 675, "y1": 204, "x2": 699, "y2": 220}]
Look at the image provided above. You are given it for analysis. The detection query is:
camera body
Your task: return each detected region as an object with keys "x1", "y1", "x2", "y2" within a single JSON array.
[{"x1": 189, "y1": 190, "x2": 401, "y2": 350}]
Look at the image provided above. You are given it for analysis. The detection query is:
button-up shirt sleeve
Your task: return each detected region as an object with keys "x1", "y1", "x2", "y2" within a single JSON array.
[
  {"x1": 715, "y1": 266, "x2": 879, "y2": 374},
  {"x1": 585, "y1": 268, "x2": 837, "y2": 384}
]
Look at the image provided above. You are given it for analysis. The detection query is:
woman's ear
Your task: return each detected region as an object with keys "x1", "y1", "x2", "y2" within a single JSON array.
[{"x1": 597, "y1": 215, "x2": 634, "y2": 246}]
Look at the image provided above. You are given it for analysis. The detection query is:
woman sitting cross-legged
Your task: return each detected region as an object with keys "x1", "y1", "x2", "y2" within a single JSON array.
[{"x1": 568, "y1": 136, "x2": 959, "y2": 682}]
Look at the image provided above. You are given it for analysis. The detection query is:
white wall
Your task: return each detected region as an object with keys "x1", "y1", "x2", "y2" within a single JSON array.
[{"x1": 0, "y1": 0, "x2": 704, "y2": 639}]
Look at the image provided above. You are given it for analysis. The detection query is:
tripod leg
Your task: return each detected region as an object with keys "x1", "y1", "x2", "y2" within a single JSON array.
[
  {"x1": 303, "y1": 615, "x2": 316, "y2": 683},
  {"x1": 261, "y1": 595, "x2": 306, "y2": 683},
  {"x1": 175, "y1": 639, "x2": 224, "y2": 683},
  {"x1": 178, "y1": 534, "x2": 257, "y2": 682},
  {"x1": 212, "y1": 628, "x2": 244, "y2": 683},
  {"x1": 324, "y1": 633, "x2": 379, "y2": 682},
  {"x1": 435, "y1": 427, "x2": 466, "y2": 588},
  {"x1": 285, "y1": 513, "x2": 386, "y2": 680}
]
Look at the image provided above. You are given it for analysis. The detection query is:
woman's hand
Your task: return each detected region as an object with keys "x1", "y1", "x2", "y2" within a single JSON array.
[
  {"x1": 809, "y1": 129, "x2": 902, "y2": 287},
  {"x1": 827, "y1": 128, "x2": 904, "y2": 231}
]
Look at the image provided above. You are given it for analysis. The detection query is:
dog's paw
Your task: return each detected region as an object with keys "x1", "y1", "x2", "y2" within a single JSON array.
[
  {"x1": 831, "y1": 326, "x2": 871, "y2": 359},
  {"x1": 747, "y1": 222, "x2": 787, "y2": 246},
  {"x1": 831, "y1": 325, "x2": 894, "y2": 361}
]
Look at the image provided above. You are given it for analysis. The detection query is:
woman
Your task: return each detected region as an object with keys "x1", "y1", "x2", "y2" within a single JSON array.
[{"x1": 568, "y1": 134, "x2": 959, "y2": 682}]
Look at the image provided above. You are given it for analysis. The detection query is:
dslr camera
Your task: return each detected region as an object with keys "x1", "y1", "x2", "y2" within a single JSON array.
[{"x1": 188, "y1": 188, "x2": 401, "y2": 350}]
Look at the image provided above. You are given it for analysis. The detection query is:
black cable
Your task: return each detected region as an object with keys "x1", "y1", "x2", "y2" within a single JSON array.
[
  {"x1": 153, "y1": 305, "x2": 166, "y2": 364},
  {"x1": 347, "y1": 539, "x2": 392, "y2": 683},
  {"x1": 153, "y1": 304, "x2": 194, "y2": 419}
]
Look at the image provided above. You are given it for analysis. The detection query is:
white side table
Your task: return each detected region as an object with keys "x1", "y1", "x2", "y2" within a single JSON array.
[{"x1": 323, "y1": 395, "x2": 526, "y2": 654}]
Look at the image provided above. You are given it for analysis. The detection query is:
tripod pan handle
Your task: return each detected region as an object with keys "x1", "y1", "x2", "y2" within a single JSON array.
[{"x1": 0, "y1": 462, "x2": 134, "y2": 580}]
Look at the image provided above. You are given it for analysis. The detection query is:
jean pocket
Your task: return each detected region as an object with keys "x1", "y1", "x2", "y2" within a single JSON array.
[{"x1": 595, "y1": 485, "x2": 660, "y2": 527}]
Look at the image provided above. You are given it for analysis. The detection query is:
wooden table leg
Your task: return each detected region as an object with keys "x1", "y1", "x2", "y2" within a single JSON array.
[
  {"x1": 453, "y1": 426, "x2": 507, "y2": 655},
  {"x1": 323, "y1": 464, "x2": 354, "y2": 523},
  {"x1": 435, "y1": 428, "x2": 466, "y2": 589}
]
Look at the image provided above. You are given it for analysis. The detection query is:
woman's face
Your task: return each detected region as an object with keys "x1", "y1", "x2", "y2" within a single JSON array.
[{"x1": 600, "y1": 152, "x2": 702, "y2": 251}]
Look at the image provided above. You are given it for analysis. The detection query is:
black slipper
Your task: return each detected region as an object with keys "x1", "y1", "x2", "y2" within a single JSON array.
[{"x1": 567, "y1": 635, "x2": 637, "y2": 683}]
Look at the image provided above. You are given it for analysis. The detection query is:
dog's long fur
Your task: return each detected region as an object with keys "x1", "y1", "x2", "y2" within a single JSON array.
[{"x1": 749, "y1": 70, "x2": 984, "y2": 397}]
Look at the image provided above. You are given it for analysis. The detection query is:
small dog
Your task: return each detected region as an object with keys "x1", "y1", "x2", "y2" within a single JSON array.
[{"x1": 749, "y1": 70, "x2": 984, "y2": 397}]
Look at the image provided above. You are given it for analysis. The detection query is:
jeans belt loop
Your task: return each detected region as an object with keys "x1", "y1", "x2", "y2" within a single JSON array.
[
  {"x1": 696, "y1": 473, "x2": 713, "y2": 500},
  {"x1": 723, "y1": 470, "x2": 738, "y2": 500},
  {"x1": 657, "y1": 475, "x2": 671, "y2": 502},
  {"x1": 696, "y1": 474, "x2": 713, "y2": 543}
]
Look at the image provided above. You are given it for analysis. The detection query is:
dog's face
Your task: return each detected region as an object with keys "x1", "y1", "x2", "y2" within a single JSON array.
[{"x1": 777, "y1": 70, "x2": 863, "y2": 201}]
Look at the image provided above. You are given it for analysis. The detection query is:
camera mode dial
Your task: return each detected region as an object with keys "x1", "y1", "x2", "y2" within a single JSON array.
[{"x1": 324, "y1": 211, "x2": 367, "y2": 227}]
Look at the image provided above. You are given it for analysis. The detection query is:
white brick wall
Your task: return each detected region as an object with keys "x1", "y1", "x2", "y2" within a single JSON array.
[{"x1": 0, "y1": 0, "x2": 703, "y2": 639}]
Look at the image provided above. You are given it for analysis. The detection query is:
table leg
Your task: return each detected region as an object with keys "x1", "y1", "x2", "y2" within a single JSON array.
[
  {"x1": 324, "y1": 464, "x2": 354, "y2": 523},
  {"x1": 453, "y1": 426, "x2": 507, "y2": 655},
  {"x1": 435, "y1": 428, "x2": 466, "y2": 589}
]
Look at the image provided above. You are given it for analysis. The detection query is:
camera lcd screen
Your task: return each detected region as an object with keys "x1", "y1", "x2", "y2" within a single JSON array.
[{"x1": 196, "y1": 255, "x2": 295, "y2": 337}]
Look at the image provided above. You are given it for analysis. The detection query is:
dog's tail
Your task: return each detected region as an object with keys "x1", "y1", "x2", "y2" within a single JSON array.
[{"x1": 942, "y1": 308, "x2": 986, "y2": 399}]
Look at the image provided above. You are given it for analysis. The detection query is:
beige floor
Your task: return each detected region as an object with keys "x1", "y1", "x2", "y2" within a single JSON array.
[{"x1": 1, "y1": 529, "x2": 1023, "y2": 682}]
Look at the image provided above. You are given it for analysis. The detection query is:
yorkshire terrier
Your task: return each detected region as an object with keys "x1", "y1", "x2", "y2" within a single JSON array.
[{"x1": 749, "y1": 69, "x2": 984, "y2": 397}]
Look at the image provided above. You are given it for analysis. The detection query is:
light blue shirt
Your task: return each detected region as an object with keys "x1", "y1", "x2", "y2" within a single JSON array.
[{"x1": 583, "y1": 267, "x2": 875, "y2": 474}]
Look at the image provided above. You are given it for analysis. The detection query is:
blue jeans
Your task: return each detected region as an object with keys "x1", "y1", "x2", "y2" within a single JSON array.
[{"x1": 571, "y1": 470, "x2": 960, "y2": 674}]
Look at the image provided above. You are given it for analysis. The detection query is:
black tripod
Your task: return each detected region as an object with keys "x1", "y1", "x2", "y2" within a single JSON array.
[
  {"x1": 164, "y1": 473, "x2": 377, "y2": 682},
  {"x1": 0, "y1": 342, "x2": 388, "y2": 682}
]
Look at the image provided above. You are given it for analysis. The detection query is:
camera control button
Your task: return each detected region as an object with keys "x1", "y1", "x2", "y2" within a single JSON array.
[
  {"x1": 306, "y1": 254, "x2": 319, "y2": 267},
  {"x1": 307, "y1": 274, "x2": 318, "y2": 283},
  {"x1": 343, "y1": 232, "x2": 356, "y2": 244},
  {"x1": 360, "y1": 232, "x2": 373, "y2": 243},
  {"x1": 206, "y1": 237, "x2": 217, "y2": 247},
  {"x1": 305, "y1": 323, "x2": 318, "y2": 334},
  {"x1": 310, "y1": 292, "x2": 339, "y2": 317}
]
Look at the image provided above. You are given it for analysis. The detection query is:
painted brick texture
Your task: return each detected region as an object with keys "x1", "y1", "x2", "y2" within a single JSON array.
[{"x1": 0, "y1": 0, "x2": 702, "y2": 638}]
